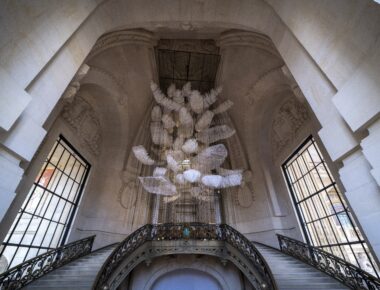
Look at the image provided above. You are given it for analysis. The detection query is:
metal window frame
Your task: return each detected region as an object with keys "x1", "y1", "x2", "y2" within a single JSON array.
[
  {"x1": 282, "y1": 135, "x2": 379, "y2": 277},
  {"x1": 156, "y1": 48, "x2": 221, "y2": 93},
  {"x1": 0, "y1": 135, "x2": 90, "y2": 270}
]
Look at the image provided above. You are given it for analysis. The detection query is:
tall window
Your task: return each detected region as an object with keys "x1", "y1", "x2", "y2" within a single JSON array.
[
  {"x1": 0, "y1": 136, "x2": 90, "y2": 272},
  {"x1": 283, "y1": 136, "x2": 379, "y2": 277}
]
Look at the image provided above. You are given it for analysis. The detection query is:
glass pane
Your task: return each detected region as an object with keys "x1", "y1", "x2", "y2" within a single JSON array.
[
  {"x1": 47, "y1": 170, "x2": 62, "y2": 191},
  {"x1": 25, "y1": 248, "x2": 39, "y2": 261},
  {"x1": 51, "y1": 224, "x2": 64, "y2": 248},
  {"x1": 10, "y1": 247, "x2": 28, "y2": 268},
  {"x1": 75, "y1": 166, "x2": 85, "y2": 183},
  {"x1": 8, "y1": 213, "x2": 32, "y2": 244},
  {"x1": 68, "y1": 183, "x2": 79, "y2": 202},
  {"x1": 53, "y1": 200, "x2": 66, "y2": 222},
  {"x1": 24, "y1": 186, "x2": 44, "y2": 214},
  {"x1": 57, "y1": 151, "x2": 70, "y2": 171},
  {"x1": 59, "y1": 203, "x2": 73, "y2": 224},
  {"x1": 63, "y1": 156, "x2": 76, "y2": 176},
  {"x1": 32, "y1": 219, "x2": 50, "y2": 246},
  {"x1": 62, "y1": 179, "x2": 74, "y2": 200},
  {"x1": 41, "y1": 222, "x2": 58, "y2": 247},
  {"x1": 55, "y1": 175, "x2": 68, "y2": 196},
  {"x1": 35, "y1": 190, "x2": 52, "y2": 217}
]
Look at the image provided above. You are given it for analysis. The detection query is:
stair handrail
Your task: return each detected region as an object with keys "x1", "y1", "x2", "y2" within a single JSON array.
[
  {"x1": 277, "y1": 234, "x2": 380, "y2": 290},
  {"x1": 0, "y1": 235, "x2": 95, "y2": 290},
  {"x1": 93, "y1": 223, "x2": 277, "y2": 290}
]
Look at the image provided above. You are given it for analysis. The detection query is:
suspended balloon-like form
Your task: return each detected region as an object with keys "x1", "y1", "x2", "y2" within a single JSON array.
[{"x1": 132, "y1": 81, "x2": 242, "y2": 197}]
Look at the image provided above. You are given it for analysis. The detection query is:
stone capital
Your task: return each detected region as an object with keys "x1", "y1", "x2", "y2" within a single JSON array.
[
  {"x1": 217, "y1": 30, "x2": 280, "y2": 58},
  {"x1": 88, "y1": 29, "x2": 157, "y2": 60}
]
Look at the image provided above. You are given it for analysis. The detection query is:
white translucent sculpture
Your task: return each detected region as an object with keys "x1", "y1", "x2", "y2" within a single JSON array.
[
  {"x1": 167, "y1": 154, "x2": 180, "y2": 172},
  {"x1": 162, "y1": 114, "x2": 175, "y2": 131},
  {"x1": 151, "y1": 105, "x2": 162, "y2": 122},
  {"x1": 178, "y1": 107, "x2": 194, "y2": 137},
  {"x1": 217, "y1": 168, "x2": 243, "y2": 176},
  {"x1": 196, "y1": 125, "x2": 235, "y2": 144},
  {"x1": 166, "y1": 150, "x2": 184, "y2": 162},
  {"x1": 195, "y1": 110, "x2": 214, "y2": 132},
  {"x1": 220, "y1": 173, "x2": 242, "y2": 188},
  {"x1": 183, "y1": 169, "x2": 201, "y2": 183},
  {"x1": 134, "y1": 82, "x2": 242, "y2": 196},
  {"x1": 203, "y1": 87, "x2": 222, "y2": 108},
  {"x1": 201, "y1": 175, "x2": 223, "y2": 188},
  {"x1": 182, "y1": 138, "x2": 198, "y2": 154},
  {"x1": 182, "y1": 82, "x2": 192, "y2": 98},
  {"x1": 167, "y1": 83, "x2": 176, "y2": 98},
  {"x1": 189, "y1": 90, "x2": 204, "y2": 114},
  {"x1": 175, "y1": 173, "x2": 186, "y2": 184},
  {"x1": 173, "y1": 89, "x2": 184, "y2": 105},
  {"x1": 212, "y1": 100, "x2": 234, "y2": 114},
  {"x1": 132, "y1": 145, "x2": 155, "y2": 165},
  {"x1": 192, "y1": 144, "x2": 228, "y2": 172},
  {"x1": 138, "y1": 176, "x2": 176, "y2": 195},
  {"x1": 153, "y1": 167, "x2": 167, "y2": 176},
  {"x1": 150, "y1": 122, "x2": 173, "y2": 146},
  {"x1": 151, "y1": 82, "x2": 182, "y2": 111},
  {"x1": 173, "y1": 136, "x2": 184, "y2": 150}
]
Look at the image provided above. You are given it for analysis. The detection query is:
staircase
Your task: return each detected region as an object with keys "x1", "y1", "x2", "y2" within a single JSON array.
[
  {"x1": 1, "y1": 224, "x2": 369, "y2": 290},
  {"x1": 22, "y1": 245, "x2": 116, "y2": 290},
  {"x1": 254, "y1": 243, "x2": 349, "y2": 290}
]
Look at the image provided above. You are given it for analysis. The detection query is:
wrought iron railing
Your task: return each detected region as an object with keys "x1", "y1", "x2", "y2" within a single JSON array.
[
  {"x1": 93, "y1": 223, "x2": 277, "y2": 290},
  {"x1": 277, "y1": 234, "x2": 380, "y2": 290},
  {"x1": 0, "y1": 235, "x2": 95, "y2": 290}
]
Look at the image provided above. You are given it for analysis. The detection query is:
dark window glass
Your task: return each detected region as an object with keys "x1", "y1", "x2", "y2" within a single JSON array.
[
  {"x1": 0, "y1": 136, "x2": 90, "y2": 272},
  {"x1": 283, "y1": 136, "x2": 379, "y2": 277}
]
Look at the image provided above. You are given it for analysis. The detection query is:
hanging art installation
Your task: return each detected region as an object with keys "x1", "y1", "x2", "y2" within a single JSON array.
[{"x1": 132, "y1": 81, "x2": 242, "y2": 199}]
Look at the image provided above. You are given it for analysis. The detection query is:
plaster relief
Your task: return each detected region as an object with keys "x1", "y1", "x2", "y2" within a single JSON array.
[
  {"x1": 271, "y1": 98, "x2": 310, "y2": 159},
  {"x1": 61, "y1": 96, "x2": 102, "y2": 156}
]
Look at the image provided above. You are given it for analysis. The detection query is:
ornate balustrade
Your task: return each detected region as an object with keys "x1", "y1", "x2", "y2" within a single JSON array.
[
  {"x1": 0, "y1": 235, "x2": 95, "y2": 290},
  {"x1": 93, "y1": 223, "x2": 277, "y2": 290},
  {"x1": 277, "y1": 234, "x2": 380, "y2": 290}
]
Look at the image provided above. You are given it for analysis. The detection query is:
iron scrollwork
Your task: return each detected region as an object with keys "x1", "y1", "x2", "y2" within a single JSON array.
[
  {"x1": 93, "y1": 223, "x2": 277, "y2": 290},
  {"x1": 277, "y1": 234, "x2": 380, "y2": 290},
  {"x1": 0, "y1": 235, "x2": 95, "y2": 290}
]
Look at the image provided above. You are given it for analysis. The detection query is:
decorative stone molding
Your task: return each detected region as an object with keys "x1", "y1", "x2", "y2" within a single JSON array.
[
  {"x1": 61, "y1": 64, "x2": 90, "y2": 101},
  {"x1": 87, "y1": 65, "x2": 129, "y2": 106},
  {"x1": 87, "y1": 29, "x2": 157, "y2": 60},
  {"x1": 271, "y1": 97, "x2": 310, "y2": 159},
  {"x1": 61, "y1": 96, "x2": 102, "y2": 156},
  {"x1": 157, "y1": 39, "x2": 219, "y2": 54},
  {"x1": 218, "y1": 30, "x2": 281, "y2": 58},
  {"x1": 243, "y1": 66, "x2": 285, "y2": 105}
]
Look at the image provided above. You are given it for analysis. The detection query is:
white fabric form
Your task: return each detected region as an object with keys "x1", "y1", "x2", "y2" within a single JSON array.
[{"x1": 183, "y1": 169, "x2": 201, "y2": 183}]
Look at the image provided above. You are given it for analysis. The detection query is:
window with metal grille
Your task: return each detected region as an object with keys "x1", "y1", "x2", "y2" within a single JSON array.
[
  {"x1": 282, "y1": 136, "x2": 379, "y2": 277},
  {"x1": 0, "y1": 136, "x2": 90, "y2": 272}
]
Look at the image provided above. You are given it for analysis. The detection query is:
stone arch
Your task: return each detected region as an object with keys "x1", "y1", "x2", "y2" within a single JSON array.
[
  {"x1": 142, "y1": 262, "x2": 230, "y2": 290},
  {"x1": 103, "y1": 239, "x2": 270, "y2": 290}
]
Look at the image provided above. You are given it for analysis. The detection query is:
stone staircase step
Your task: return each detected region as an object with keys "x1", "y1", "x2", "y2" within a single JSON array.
[
  {"x1": 22, "y1": 244, "x2": 116, "y2": 290},
  {"x1": 253, "y1": 242, "x2": 349, "y2": 290}
]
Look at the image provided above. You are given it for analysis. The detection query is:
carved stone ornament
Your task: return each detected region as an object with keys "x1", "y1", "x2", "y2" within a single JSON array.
[
  {"x1": 61, "y1": 96, "x2": 102, "y2": 156},
  {"x1": 271, "y1": 98, "x2": 310, "y2": 158}
]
